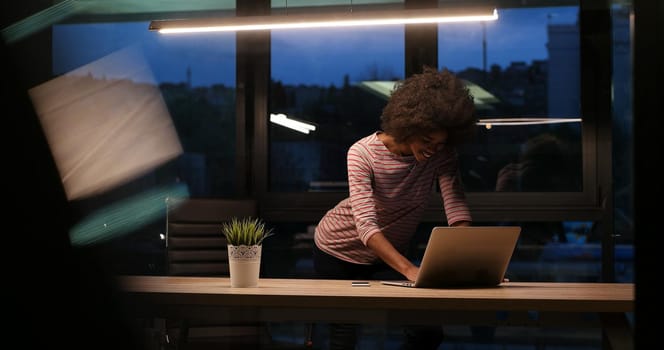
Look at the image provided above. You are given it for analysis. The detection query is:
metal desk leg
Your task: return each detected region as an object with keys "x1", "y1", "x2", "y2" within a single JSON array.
[{"x1": 600, "y1": 313, "x2": 634, "y2": 350}]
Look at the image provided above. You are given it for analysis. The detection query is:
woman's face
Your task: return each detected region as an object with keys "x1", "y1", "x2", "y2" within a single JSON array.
[{"x1": 407, "y1": 129, "x2": 448, "y2": 162}]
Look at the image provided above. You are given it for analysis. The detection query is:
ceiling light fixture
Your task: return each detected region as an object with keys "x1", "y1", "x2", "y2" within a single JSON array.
[
  {"x1": 149, "y1": 7, "x2": 498, "y2": 34},
  {"x1": 477, "y1": 117, "x2": 582, "y2": 129},
  {"x1": 270, "y1": 113, "x2": 317, "y2": 134}
]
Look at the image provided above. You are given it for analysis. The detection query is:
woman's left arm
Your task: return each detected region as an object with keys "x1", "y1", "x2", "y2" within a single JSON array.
[{"x1": 437, "y1": 150, "x2": 473, "y2": 226}]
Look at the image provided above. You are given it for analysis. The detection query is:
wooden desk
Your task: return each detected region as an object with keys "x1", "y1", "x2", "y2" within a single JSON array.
[{"x1": 118, "y1": 276, "x2": 634, "y2": 349}]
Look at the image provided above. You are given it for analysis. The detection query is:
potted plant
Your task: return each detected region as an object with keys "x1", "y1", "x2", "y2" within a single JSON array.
[{"x1": 221, "y1": 217, "x2": 274, "y2": 287}]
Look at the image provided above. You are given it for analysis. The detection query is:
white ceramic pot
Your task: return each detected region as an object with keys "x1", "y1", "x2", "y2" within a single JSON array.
[{"x1": 227, "y1": 244, "x2": 262, "y2": 287}]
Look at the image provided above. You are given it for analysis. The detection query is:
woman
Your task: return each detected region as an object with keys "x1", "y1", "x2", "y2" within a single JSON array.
[{"x1": 313, "y1": 67, "x2": 477, "y2": 349}]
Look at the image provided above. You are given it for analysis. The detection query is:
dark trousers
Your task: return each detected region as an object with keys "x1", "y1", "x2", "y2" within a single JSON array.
[{"x1": 313, "y1": 244, "x2": 444, "y2": 350}]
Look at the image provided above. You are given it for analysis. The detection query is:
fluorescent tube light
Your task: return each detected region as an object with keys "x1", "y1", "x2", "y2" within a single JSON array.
[
  {"x1": 149, "y1": 7, "x2": 498, "y2": 34},
  {"x1": 270, "y1": 113, "x2": 316, "y2": 134},
  {"x1": 477, "y1": 118, "x2": 582, "y2": 129}
]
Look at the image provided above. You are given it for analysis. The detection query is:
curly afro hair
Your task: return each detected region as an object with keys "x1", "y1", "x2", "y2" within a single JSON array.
[{"x1": 380, "y1": 66, "x2": 477, "y2": 146}]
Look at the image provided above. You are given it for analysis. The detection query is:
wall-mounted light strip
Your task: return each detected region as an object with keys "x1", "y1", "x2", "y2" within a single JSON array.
[
  {"x1": 477, "y1": 117, "x2": 582, "y2": 129},
  {"x1": 149, "y1": 7, "x2": 498, "y2": 34},
  {"x1": 270, "y1": 113, "x2": 317, "y2": 134}
]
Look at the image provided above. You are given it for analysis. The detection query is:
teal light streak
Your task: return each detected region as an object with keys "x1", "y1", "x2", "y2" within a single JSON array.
[{"x1": 69, "y1": 183, "x2": 189, "y2": 246}]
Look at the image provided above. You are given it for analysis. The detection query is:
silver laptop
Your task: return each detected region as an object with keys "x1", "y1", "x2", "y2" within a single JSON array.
[{"x1": 381, "y1": 226, "x2": 521, "y2": 288}]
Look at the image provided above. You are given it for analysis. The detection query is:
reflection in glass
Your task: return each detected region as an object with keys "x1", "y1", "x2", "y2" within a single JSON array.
[
  {"x1": 461, "y1": 124, "x2": 583, "y2": 192},
  {"x1": 611, "y1": 2, "x2": 633, "y2": 282},
  {"x1": 51, "y1": 21, "x2": 237, "y2": 274},
  {"x1": 270, "y1": 26, "x2": 404, "y2": 191},
  {"x1": 438, "y1": 5, "x2": 584, "y2": 192},
  {"x1": 53, "y1": 22, "x2": 237, "y2": 198},
  {"x1": 407, "y1": 220, "x2": 632, "y2": 283},
  {"x1": 505, "y1": 220, "x2": 632, "y2": 283},
  {"x1": 269, "y1": 5, "x2": 588, "y2": 193}
]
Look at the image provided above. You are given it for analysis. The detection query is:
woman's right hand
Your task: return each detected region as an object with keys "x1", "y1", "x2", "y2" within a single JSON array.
[{"x1": 404, "y1": 264, "x2": 419, "y2": 282}]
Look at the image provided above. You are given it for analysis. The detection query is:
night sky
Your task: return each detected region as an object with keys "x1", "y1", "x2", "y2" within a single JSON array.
[{"x1": 52, "y1": 6, "x2": 578, "y2": 87}]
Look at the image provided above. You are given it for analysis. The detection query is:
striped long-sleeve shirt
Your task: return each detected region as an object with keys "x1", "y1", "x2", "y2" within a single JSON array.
[{"x1": 314, "y1": 131, "x2": 472, "y2": 264}]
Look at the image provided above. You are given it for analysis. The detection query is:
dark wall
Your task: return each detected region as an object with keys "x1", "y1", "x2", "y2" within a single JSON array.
[
  {"x1": 2, "y1": 38, "x2": 146, "y2": 349},
  {"x1": 633, "y1": 0, "x2": 663, "y2": 347}
]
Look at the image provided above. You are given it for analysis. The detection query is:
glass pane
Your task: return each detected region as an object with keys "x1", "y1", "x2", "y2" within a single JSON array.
[
  {"x1": 611, "y1": 1, "x2": 634, "y2": 283},
  {"x1": 439, "y1": 5, "x2": 584, "y2": 192},
  {"x1": 263, "y1": 219, "x2": 634, "y2": 283},
  {"x1": 409, "y1": 221, "x2": 623, "y2": 283},
  {"x1": 509, "y1": 220, "x2": 603, "y2": 282},
  {"x1": 50, "y1": 22, "x2": 236, "y2": 274},
  {"x1": 460, "y1": 124, "x2": 583, "y2": 192},
  {"x1": 270, "y1": 26, "x2": 404, "y2": 191},
  {"x1": 53, "y1": 22, "x2": 237, "y2": 199}
]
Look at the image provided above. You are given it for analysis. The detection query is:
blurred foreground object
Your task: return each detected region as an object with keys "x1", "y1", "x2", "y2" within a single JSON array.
[{"x1": 28, "y1": 46, "x2": 182, "y2": 200}]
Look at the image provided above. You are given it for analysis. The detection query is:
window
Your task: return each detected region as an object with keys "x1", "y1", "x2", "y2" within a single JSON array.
[
  {"x1": 50, "y1": 21, "x2": 236, "y2": 274},
  {"x1": 269, "y1": 26, "x2": 404, "y2": 191},
  {"x1": 611, "y1": 2, "x2": 633, "y2": 282},
  {"x1": 53, "y1": 22, "x2": 237, "y2": 198},
  {"x1": 439, "y1": 6, "x2": 583, "y2": 193},
  {"x1": 40, "y1": 1, "x2": 633, "y2": 285}
]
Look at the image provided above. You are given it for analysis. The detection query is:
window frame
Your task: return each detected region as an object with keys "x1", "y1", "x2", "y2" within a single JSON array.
[
  {"x1": 13, "y1": 0, "x2": 618, "y2": 280},
  {"x1": 254, "y1": 1, "x2": 610, "y2": 228}
]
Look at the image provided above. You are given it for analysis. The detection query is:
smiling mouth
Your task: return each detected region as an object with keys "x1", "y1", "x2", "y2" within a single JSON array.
[{"x1": 422, "y1": 150, "x2": 433, "y2": 159}]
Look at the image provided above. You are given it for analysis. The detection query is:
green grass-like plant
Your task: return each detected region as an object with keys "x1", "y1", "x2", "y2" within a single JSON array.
[{"x1": 221, "y1": 217, "x2": 274, "y2": 246}]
